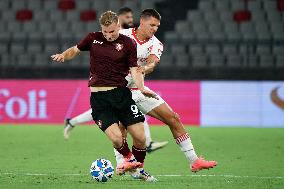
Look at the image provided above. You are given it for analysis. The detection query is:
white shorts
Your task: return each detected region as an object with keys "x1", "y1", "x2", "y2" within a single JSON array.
[{"x1": 130, "y1": 86, "x2": 165, "y2": 114}]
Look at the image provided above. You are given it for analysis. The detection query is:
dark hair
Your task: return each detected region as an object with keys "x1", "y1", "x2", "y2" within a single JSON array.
[
  {"x1": 117, "y1": 7, "x2": 133, "y2": 15},
  {"x1": 140, "y1": 9, "x2": 161, "y2": 21}
]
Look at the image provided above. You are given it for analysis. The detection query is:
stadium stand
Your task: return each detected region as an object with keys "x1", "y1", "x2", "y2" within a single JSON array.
[{"x1": 0, "y1": 0, "x2": 283, "y2": 80}]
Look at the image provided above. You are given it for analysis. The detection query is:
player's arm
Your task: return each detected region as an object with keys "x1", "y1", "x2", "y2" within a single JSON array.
[
  {"x1": 143, "y1": 54, "x2": 160, "y2": 74},
  {"x1": 51, "y1": 46, "x2": 81, "y2": 63},
  {"x1": 130, "y1": 67, "x2": 158, "y2": 99}
]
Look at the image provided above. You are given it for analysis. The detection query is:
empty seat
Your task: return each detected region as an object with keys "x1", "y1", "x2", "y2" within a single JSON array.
[
  {"x1": 199, "y1": 1, "x2": 213, "y2": 11},
  {"x1": 43, "y1": 33, "x2": 58, "y2": 43},
  {"x1": 246, "y1": 55, "x2": 258, "y2": 67},
  {"x1": 220, "y1": 11, "x2": 233, "y2": 22},
  {"x1": 16, "y1": 9, "x2": 33, "y2": 22},
  {"x1": 259, "y1": 55, "x2": 274, "y2": 67},
  {"x1": 191, "y1": 55, "x2": 207, "y2": 67},
  {"x1": 27, "y1": 43, "x2": 42, "y2": 53},
  {"x1": 17, "y1": 54, "x2": 33, "y2": 67},
  {"x1": 159, "y1": 54, "x2": 174, "y2": 68},
  {"x1": 175, "y1": 54, "x2": 189, "y2": 68},
  {"x1": 209, "y1": 54, "x2": 225, "y2": 67},
  {"x1": 55, "y1": 22, "x2": 70, "y2": 32},
  {"x1": 226, "y1": 54, "x2": 242, "y2": 67},
  {"x1": 231, "y1": 0, "x2": 246, "y2": 11},
  {"x1": 273, "y1": 46, "x2": 284, "y2": 55},
  {"x1": 23, "y1": 22, "x2": 38, "y2": 32},
  {"x1": 34, "y1": 53, "x2": 51, "y2": 67},
  {"x1": 188, "y1": 44, "x2": 203, "y2": 55},
  {"x1": 215, "y1": 0, "x2": 230, "y2": 11},
  {"x1": 71, "y1": 22, "x2": 87, "y2": 33},
  {"x1": 7, "y1": 22, "x2": 22, "y2": 33},
  {"x1": 203, "y1": 10, "x2": 219, "y2": 23},
  {"x1": 0, "y1": 1, "x2": 9, "y2": 11},
  {"x1": 66, "y1": 11, "x2": 79, "y2": 21},
  {"x1": 171, "y1": 44, "x2": 186, "y2": 54},
  {"x1": 33, "y1": 11, "x2": 48, "y2": 21},
  {"x1": 175, "y1": 21, "x2": 190, "y2": 33},
  {"x1": 223, "y1": 44, "x2": 238, "y2": 55},
  {"x1": 80, "y1": 10, "x2": 97, "y2": 22},
  {"x1": 270, "y1": 22, "x2": 284, "y2": 33},
  {"x1": 0, "y1": 33, "x2": 11, "y2": 43},
  {"x1": 76, "y1": 0, "x2": 90, "y2": 10},
  {"x1": 39, "y1": 22, "x2": 53, "y2": 32},
  {"x1": 164, "y1": 32, "x2": 179, "y2": 44},
  {"x1": 11, "y1": 0, "x2": 26, "y2": 10},
  {"x1": 276, "y1": 55, "x2": 284, "y2": 67},
  {"x1": 187, "y1": 11, "x2": 203, "y2": 22},
  {"x1": 208, "y1": 22, "x2": 223, "y2": 33},
  {"x1": 28, "y1": 32, "x2": 42, "y2": 42},
  {"x1": 256, "y1": 45, "x2": 271, "y2": 55},
  {"x1": 12, "y1": 32, "x2": 27, "y2": 42},
  {"x1": 49, "y1": 11, "x2": 65, "y2": 21},
  {"x1": 0, "y1": 43, "x2": 8, "y2": 53},
  {"x1": 27, "y1": 0, "x2": 42, "y2": 10},
  {"x1": 10, "y1": 43, "x2": 25, "y2": 54},
  {"x1": 192, "y1": 22, "x2": 207, "y2": 33},
  {"x1": 90, "y1": 0, "x2": 108, "y2": 11},
  {"x1": 86, "y1": 22, "x2": 100, "y2": 32},
  {"x1": 58, "y1": 0, "x2": 76, "y2": 11},
  {"x1": 45, "y1": 44, "x2": 60, "y2": 54},
  {"x1": 205, "y1": 44, "x2": 220, "y2": 55},
  {"x1": 180, "y1": 33, "x2": 195, "y2": 43}
]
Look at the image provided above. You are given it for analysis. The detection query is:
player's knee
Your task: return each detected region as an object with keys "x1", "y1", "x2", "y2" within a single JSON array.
[{"x1": 168, "y1": 112, "x2": 181, "y2": 125}]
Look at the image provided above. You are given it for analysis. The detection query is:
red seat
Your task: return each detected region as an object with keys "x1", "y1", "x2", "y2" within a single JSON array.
[
  {"x1": 58, "y1": 0, "x2": 75, "y2": 11},
  {"x1": 80, "y1": 10, "x2": 97, "y2": 22},
  {"x1": 278, "y1": 0, "x2": 284, "y2": 11},
  {"x1": 233, "y1": 10, "x2": 251, "y2": 23},
  {"x1": 16, "y1": 9, "x2": 33, "y2": 22}
]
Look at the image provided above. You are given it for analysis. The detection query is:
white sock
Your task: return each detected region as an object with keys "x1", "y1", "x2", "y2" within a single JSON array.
[
  {"x1": 143, "y1": 119, "x2": 152, "y2": 147},
  {"x1": 113, "y1": 148, "x2": 124, "y2": 166},
  {"x1": 176, "y1": 133, "x2": 198, "y2": 164},
  {"x1": 69, "y1": 109, "x2": 93, "y2": 126}
]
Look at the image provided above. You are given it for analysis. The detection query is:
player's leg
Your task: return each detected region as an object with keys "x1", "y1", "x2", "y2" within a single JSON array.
[
  {"x1": 64, "y1": 109, "x2": 93, "y2": 139},
  {"x1": 131, "y1": 89, "x2": 168, "y2": 152},
  {"x1": 113, "y1": 123, "x2": 127, "y2": 166},
  {"x1": 147, "y1": 102, "x2": 217, "y2": 172},
  {"x1": 116, "y1": 89, "x2": 157, "y2": 182},
  {"x1": 90, "y1": 90, "x2": 141, "y2": 175}
]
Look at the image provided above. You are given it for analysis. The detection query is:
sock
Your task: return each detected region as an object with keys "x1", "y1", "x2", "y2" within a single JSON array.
[
  {"x1": 132, "y1": 146, "x2": 146, "y2": 164},
  {"x1": 69, "y1": 109, "x2": 93, "y2": 126},
  {"x1": 143, "y1": 119, "x2": 152, "y2": 147},
  {"x1": 114, "y1": 138, "x2": 132, "y2": 159},
  {"x1": 113, "y1": 148, "x2": 124, "y2": 166},
  {"x1": 175, "y1": 133, "x2": 198, "y2": 164}
]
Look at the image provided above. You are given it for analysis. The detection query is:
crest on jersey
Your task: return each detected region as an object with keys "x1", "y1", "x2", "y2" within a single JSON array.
[{"x1": 115, "y1": 43, "x2": 124, "y2": 51}]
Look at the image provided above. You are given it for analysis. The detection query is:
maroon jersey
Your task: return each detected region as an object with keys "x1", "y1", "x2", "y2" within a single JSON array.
[{"x1": 77, "y1": 32, "x2": 138, "y2": 87}]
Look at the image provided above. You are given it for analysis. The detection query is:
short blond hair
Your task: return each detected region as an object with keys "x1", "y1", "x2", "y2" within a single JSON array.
[{"x1": 99, "y1": 11, "x2": 118, "y2": 26}]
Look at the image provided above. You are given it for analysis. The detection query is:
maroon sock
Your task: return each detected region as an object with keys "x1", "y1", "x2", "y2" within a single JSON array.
[
  {"x1": 132, "y1": 146, "x2": 146, "y2": 164},
  {"x1": 115, "y1": 139, "x2": 132, "y2": 159}
]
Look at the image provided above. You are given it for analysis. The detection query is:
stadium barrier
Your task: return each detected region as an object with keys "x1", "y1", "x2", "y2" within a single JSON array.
[{"x1": 0, "y1": 80, "x2": 283, "y2": 127}]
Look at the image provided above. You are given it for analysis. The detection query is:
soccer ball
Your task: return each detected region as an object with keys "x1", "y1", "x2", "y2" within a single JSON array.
[{"x1": 90, "y1": 158, "x2": 114, "y2": 182}]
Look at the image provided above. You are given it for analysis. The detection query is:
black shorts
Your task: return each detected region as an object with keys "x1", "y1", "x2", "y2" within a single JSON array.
[{"x1": 90, "y1": 87, "x2": 145, "y2": 132}]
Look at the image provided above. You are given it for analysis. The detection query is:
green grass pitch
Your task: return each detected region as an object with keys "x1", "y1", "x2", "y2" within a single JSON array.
[{"x1": 0, "y1": 125, "x2": 283, "y2": 189}]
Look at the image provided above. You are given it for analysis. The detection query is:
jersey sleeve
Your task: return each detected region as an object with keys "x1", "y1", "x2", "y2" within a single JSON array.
[
  {"x1": 77, "y1": 33, "x2": 94, "y2": 51},
  {"x1": 126, "y1": 38, "x2": 138, "y2": 67},
  {"x1": 150, "y1": 40, "x2": 164, "y2": 60}
]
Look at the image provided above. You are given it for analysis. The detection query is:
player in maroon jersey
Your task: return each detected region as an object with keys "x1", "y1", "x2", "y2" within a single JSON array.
[{"x1": 51, "y1": 11, "x2": 157, "y2": 182}]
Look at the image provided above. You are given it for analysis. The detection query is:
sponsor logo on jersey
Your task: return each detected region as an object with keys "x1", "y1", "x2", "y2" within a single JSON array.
[{"x1": 93, "y1": 40, "x2": 103, "y2": 44}]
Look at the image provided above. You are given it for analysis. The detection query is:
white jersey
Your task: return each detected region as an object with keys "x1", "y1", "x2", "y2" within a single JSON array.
[{"x1": 119, "y1": 28, "x2": 164, "y2": 88}]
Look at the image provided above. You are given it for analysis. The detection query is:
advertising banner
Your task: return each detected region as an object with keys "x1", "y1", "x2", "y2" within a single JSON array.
[{"x1": 0, "y1": 80, "x2": 201, "y2": 125}]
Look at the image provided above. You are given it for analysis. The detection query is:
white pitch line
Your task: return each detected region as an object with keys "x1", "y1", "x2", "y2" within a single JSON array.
[{"x1": 1, "y1": 172, "x2": 284, "y2": 179}]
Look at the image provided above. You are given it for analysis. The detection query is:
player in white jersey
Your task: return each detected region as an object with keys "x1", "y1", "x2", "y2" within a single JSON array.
[{"x1": 63, "y1": 7, "x2": 168, "y2": 153}]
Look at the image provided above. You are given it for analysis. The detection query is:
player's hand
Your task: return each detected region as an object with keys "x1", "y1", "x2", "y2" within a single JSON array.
[
  {"x1": 140, "y1": 88, "x2": 159, "y2": 100},
  {"x1": 51, "y1": 54, "x2": 65, "y2": 63}
]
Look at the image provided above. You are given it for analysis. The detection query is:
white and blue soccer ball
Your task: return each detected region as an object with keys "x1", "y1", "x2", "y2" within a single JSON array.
[{"x1": 90, "y1": 158, "x2": 114, "y2": 182}]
